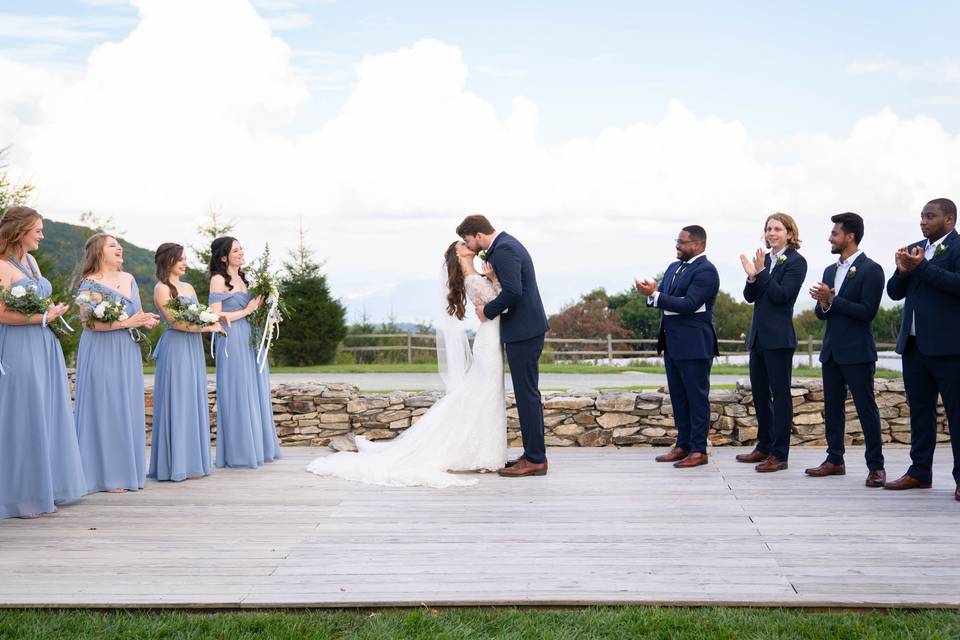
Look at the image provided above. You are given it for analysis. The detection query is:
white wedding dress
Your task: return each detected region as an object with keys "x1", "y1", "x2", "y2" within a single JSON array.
[{"x1": 306, "y1": 274, "x2": 507, "y2": 488}]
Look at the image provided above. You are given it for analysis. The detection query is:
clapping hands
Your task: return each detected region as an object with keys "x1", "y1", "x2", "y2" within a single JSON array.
[
  {"x1": 739, "y1": 248, "x2": 765, "y2": 278},
  {"x1": 634, "y1": 278, "x2": 657, "y2": 296},
  {"x1": 809, "y1": 282, "x2": 834, "y2": 307},
  {"x1": 895, "y1": 246, "x2": 924, "y2": 273}
]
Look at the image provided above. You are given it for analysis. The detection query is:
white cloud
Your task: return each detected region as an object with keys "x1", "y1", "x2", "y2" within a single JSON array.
[
  {"x1": 848, "y1": 56, "x2": 960, "y2": 83},
  {"x1": 2, "y1": 0, "x2": 960, "y2": 323}
]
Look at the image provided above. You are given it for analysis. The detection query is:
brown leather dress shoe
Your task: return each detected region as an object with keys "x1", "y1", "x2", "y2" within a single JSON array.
[
  {"x1": 655, "y1": 447, "x2": 689, "y2": 463},
  {"x1": 674, "y1": 452, "x2": 708, "y2": 468},
  {"x1": 736, "y1": 449, "x2": 768, "y2": 463},
  {"x1": 498, "y1": 458, "x2": 548, "y2": 477},
  {"x1": 755, "y1": 456, "x2": 788, "y2": 472},
  {"x1": 805, "y1": 461, "x2": 846, "y2": 477},
  {"x1": 504, "y1": 455, "x2": 526, "y2": 468},
  {"x1": 883, "y1": 474, "x2": 932, "y2": 490},
  {"x1": 865, "y1": 469, "x2": 886, "y2": 488}
]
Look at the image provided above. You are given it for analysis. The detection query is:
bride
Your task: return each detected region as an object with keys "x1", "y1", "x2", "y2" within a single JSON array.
[{"x1": 305, "y1": 241, "x2": 507, "y2": 488}]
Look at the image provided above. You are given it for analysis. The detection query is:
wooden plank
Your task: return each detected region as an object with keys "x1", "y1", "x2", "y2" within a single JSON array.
[{"x1": 1, "y1": 446, "x2": 958, "y2": 608}]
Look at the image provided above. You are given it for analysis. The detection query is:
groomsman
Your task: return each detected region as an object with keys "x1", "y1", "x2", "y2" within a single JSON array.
[
  {"x1": 884, "y1": 198, "x2": 960, "y2": 502},
  {"x1": 636, "y1": 225, "x2": 720, "y2": 468},
  {"x1": 807, "y1": 213, "x2": 886, "y2": 486}
]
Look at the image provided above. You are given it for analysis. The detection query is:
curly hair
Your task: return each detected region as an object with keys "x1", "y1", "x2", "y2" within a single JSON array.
[
  {"x1": 208, "y1": 236, "x2": 248, "y2": 291},
  {"x1": 445, "y1": 241, "x2": 466, "y2": 320}
]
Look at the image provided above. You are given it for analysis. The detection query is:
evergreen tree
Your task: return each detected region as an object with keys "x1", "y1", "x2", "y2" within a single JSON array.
[
  {"x1": 274, "y1": 220, "x2": 347, "y2": 365},
  {"x1": 186, "y1": 206, "x2": 234, "y2": 306}
]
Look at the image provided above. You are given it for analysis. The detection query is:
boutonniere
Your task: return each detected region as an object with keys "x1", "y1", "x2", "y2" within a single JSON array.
[
  {"x1": 847, "y1": 266, "x2": 857, "y2": 279},
  {"x1": 776, "y1": 255, "x2": 786, "y2": 266},
  {"x1": 478, "y1": 250, "x2": 488, "y2": 261},
  {"x1": 935, "y1": 244, "x2": 949, "y2": 257}
]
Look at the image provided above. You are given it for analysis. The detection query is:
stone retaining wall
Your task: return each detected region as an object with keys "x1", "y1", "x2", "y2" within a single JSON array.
[{"x1": 141, "y1": 379, "x2": 950, "y2": 450}]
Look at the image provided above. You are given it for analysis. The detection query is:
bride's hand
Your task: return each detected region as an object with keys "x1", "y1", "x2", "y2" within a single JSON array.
[{"x1": 482, "y1": 262, "x2": 498, "y2": 284}]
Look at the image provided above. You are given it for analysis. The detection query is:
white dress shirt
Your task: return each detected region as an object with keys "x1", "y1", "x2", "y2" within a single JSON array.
[
  {"x1": 821, "y1": 250, "x2": 862, "y2": 313},
  {"x1": 910, "y1": 233, "x2": 950, "y2": 336},
  {"x1": 767, "y1": 247, "x2": 788, "y2": 274},
  {"x1": 649, "y1": 253, "x2": 707, "y2": 315}
]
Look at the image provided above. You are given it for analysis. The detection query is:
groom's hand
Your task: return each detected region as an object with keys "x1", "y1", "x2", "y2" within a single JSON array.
[{"x1": 476, "y1": 305, "x2": 488, "y2": 323}]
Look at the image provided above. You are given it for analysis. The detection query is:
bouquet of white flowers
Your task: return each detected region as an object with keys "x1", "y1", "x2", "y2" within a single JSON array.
[
  {"x1": 75, "y1": 283, "x2": 129, "y2": 329},
  {"x1": 247, "y1": 244, "x2": 288, "y2": 371},
  {"x1": 0, "y1": 282, "x2": 74, "y2": 336},
  {"x1": 164, "y1": 298, "x2": 219, "y2": 328}
]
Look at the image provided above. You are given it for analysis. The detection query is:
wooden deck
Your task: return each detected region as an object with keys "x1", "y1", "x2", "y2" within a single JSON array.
[{"x1": 1, "y1": 447, "x2": 958, "y2": 608}]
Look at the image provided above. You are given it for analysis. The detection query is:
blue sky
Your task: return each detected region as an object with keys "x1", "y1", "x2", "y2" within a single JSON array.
[
  {"x1": 6, "y1": 1, "x2": 960, "y2": 139},
  {"x1": 2, "y1": 1, "x2": 959, "y2": 324}
]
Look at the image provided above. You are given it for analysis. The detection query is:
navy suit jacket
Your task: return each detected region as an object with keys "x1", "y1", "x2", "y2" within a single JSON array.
[
  {"x1": 482, "y1": 232, "x2": 550, "y2": 344},
  {"x1": 814, "y1": 253, "x2": 883, "y2": 365},
  {"x1": 887, "y1": 229, "x2": 960, "y2": 356},
  {"x1": 744, "y1": 248, "x2": 807, "y2": 351},
  {"x1": 649, "y1": 256, "x2": 720, "y2": 360}
]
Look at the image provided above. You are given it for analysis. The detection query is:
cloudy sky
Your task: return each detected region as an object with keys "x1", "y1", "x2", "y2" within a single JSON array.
[{"x1": 2, "y1": 1, "x2": 960, "y2": 327}]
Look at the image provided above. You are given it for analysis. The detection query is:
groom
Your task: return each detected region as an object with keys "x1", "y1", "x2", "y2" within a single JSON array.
[{"x1": 457, "y1": 214, "x2": 551, "y2": 477}]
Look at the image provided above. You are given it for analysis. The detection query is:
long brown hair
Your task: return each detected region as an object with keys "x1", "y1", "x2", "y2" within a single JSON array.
[
  {"x1": 764, "y1": 212, "x2": 802, "y2": 250},
  {"x1": 208, "y1": 236, "x2": 247, "y2": 291},
  {"x1": 77, "y1": 232, "x2": 115, "y2": 286},
  {"x1": 445, "y1": 241, "x2": 466, "y2": 320},
  {"x1": 0, "y1": 205, "x2": 41, "y2": 257},
  {"x1": 155, "y1": 243, "x2": 184, "y2": 300}
]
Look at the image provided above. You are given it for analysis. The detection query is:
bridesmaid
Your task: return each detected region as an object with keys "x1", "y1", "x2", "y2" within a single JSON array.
[
  {"x1": 0, "y1": 206, "x2": 86, "y2": 519},
  {"x1": 149, "y1": 243, "x2": 224, "y2": 482},
  {"x1": 208, "y1": 236, "x2": 281, "y2": 468},
  {"x1": 737, "y1": 212, "x2": 808, "y2": 472},
  {"x1": 74, "y1": 232, "x2": 159, "y2": 493}
]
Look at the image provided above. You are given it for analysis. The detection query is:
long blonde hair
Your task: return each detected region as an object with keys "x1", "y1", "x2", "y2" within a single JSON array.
[
  {"x1": 764, "y1": 212, "x2": 802, "y2": 250},
  {"x1": 0, "y1": 206, "x2": 41, "y2": 257},
  {"x1": 77, "y1": 232, "x2": 116, "y2": 286}
]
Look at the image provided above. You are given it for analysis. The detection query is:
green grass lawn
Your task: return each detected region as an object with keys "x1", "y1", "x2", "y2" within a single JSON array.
[
  {"x1": 143, "y1": 362, "x2": 901, "y2": 379},
  {"x1": 2, "y1": 607, "x2": 958, "y2": 640}
]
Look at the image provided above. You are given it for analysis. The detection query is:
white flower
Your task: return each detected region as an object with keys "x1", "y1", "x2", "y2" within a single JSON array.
[
  {"x1": 10, "y1": 285, "x2": 26, "y2": 298},
  {"x1": 118, "y1": 312, "x2": 129, "y2": 322},
  {"x1": 199, "y1": 311, "x2": 218, "y2": 324},
  {"x1": 188, "y1": 304, "x2": 200, "y2": 313},
  {"x1": 93, "y1": 301, "x2": 108, "y2": 319}
]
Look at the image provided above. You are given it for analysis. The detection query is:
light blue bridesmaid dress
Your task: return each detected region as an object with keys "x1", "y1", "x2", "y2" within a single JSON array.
[
  {"x1": 74, "y1": 276, "x2": 147, "y2": 492},
  {"x1": 0, "y1": 255, "x2": 86, "y2": 518},
  {"x1": 209, "y1": 289, "x2": 280, "y2": 468},
  {"x1": 148, "y1": 295, "x2": 211, "y2": 481}
]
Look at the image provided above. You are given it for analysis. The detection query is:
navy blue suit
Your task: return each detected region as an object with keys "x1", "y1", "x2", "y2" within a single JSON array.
[
  {"x1": 743, "y1": 248, "x2": 807, "y2": 460},
  {"x1": 482, "y1": 232, "x2": 550, "y2": 464},
  {"x1": 649, "y1": 254, "x2": 720, "y2": 453},
  {"x1": 815, "y1": 253, "x2": 885, "y2": 470},
  {"x1": 887, "y1": 229, "x2": 960, "y2": 485}
]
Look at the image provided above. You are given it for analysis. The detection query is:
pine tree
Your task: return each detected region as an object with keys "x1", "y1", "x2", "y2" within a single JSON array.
[
  {"x1": 185, "y1": 206, "x2": 234, "y2": 307},
  {"x1": 274, "y1": 219, "x2": 347, "y2": 365}
]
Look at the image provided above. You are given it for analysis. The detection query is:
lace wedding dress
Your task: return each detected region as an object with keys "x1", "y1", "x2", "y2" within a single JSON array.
[{"x1": 306, "y1": 274, "x2": 507, "y2": 488}]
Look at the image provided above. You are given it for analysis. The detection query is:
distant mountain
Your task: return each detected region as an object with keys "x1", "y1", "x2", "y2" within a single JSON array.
[{"x1": 36, "y1": 218, "x2": 162, "y2": 311}]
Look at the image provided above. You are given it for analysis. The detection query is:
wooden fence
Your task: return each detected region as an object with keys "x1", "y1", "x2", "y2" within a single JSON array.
[{"x1": 340, "y1": 333, "x2": 900, "y2": 367}]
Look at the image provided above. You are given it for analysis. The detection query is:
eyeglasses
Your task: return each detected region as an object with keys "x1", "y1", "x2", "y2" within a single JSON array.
[{"x1": 674, "y1": 239, "x2": 696, "y2": 246}]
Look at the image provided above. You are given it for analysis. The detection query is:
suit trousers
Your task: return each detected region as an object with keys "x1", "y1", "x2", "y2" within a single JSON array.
[
  {"x1": 902, "y1": 337, "x2": 960, "y2": 484},
  {"x1": 821, "y1": 358, "x2": 884, "y2": 470},
  {"x1": 505, "y1": 334, "x2": 546, "y2": 464},
  {"x1": 749, "y1": 347, "x2": 794, "y2": 460},
  {"x1": 664, "y1": 356, "x2": 712, "y2": 453}
]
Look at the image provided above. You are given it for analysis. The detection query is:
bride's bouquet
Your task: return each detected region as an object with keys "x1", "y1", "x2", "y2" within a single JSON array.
[
  {"x1": 247, "y1": 244, "x2": 288, "y2": 371},
  {"x1": 0, "y1": 282, "x2": 74, "y2": 336},
  {"x1": 164, "y1": 298, "x2": 219, "y2": 328}
]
